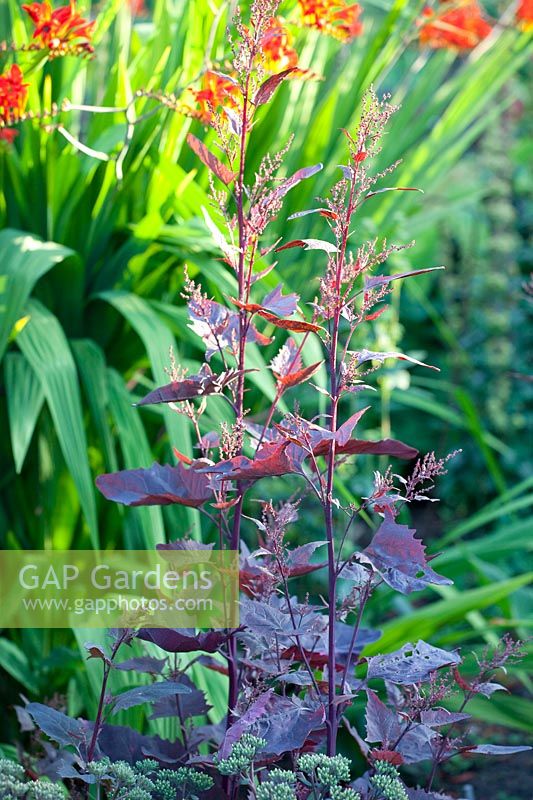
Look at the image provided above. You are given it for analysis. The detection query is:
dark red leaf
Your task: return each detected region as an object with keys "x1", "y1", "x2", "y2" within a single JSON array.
[
  {"x1": 364, "y1": 267, "x2": 444, "y2": 292},
  {"x1": 268, "y1": 163, "x2": 323, "y2": 205},
  {"x1": 275, "y1": 238, "x2": 337, "y2": 254},
  {"x1": 370, "y1": 749, "x2": 404, "y2": 766},
  {"x1": 420, "y1": 709, "x2": 470, "y2": 727},
  {"x1": 188, "y1": 297, "x2": 271, "y2": 360},
  {"x1": 367, "y1": 641, "x2": 460, "y2": 684},
  {"x1": 186, "y1": 133, "x2": 236, "y2": 185},
  {"x1": 200, "y1": 440, "x2": 306, "y2": 482},
  {"x1": 231, "y1": 284, "x2": 298, "y2": 318},
  {"x1": 261, "y1": 283, "x2": 299, "y2": 316},
  {"x1": 138, "y1": 628, "x2": 233, "y2": 653},
  {"x1": 287, "y1": 208, "x2": 338, "y2": 220},
  {"x1": 463, "y1": 744, "x2": 531, "y2": 756},
  {"x1": 96, "y1": 461, "x2": 213, "y2": 508},
  {"x1": 279, "y1": 360, "x2": 323, "y2": 390},
  {"x1": 358, "y1": 509, "x2": 452, "y2": 593},
  {"x1": 258, "y1": 311, "x2": 321, "y2": 332},
  {"x1": 253, "y1": 68, "x2": 298, "y2": 106},
  {"x1": 220, "y1": 693, "x2": 325, "y2": 759},
  {"x1": 365, "y1": 691, "x2": 436, "y2": 765},
  {"x1": 136, "y1": 365, "x2": 239, "y2": 406}
]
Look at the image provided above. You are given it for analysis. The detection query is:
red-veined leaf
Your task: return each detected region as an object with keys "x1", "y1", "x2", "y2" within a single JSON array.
[
  {"x1": 275, "y1": 238, "x2": 338, "y2": 254},
  {"x1": 187, "y1": 133, "x2": 236, "y2": 185},
  {"x1": 364, "y1": 187, "x2": 423, "y2": 201},
  {"x1": 258, "y1": 312, "x2": 321, "y2": 332},
  {"x1": 364, "y1": 267, "x2": 444, "y2": 292},
  {"x1": 253, "y1": 68, "x2": 298, "y2": 106}
]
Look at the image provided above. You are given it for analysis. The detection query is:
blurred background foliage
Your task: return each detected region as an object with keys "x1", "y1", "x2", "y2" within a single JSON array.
[{"x1": 0, "y1": 0, "x2": 531, "y2": 766}]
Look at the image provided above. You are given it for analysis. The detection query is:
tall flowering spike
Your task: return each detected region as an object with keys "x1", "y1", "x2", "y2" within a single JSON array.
[
  {"x1": 0, "y1": 64, "x2": 28, "y2": 127},
  {"x1": 516, "y1": 0, "x2": 533, "y2": 32},
  {"x1": 179, "y1": 70, "x2": 242, "y2": 127},
  {"x1": 259, "y1": 17, "x2": 299, "y2": 72},
  {"x1": 22, "y1": 1, "x2": 95, "y2": 56},
  {"x1": 418, "y1": 1, "x2": 492, "y2": 50},
  {"x1": 298, "y1": 0, "x2": 363, "y2": 42}
]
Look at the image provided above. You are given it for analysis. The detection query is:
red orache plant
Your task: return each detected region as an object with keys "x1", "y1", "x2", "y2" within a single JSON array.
[{"x1": 94, "y1": 0, "x2": 447, "y2": 761}]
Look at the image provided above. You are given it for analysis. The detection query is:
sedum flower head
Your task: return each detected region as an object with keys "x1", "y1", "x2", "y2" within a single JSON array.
[
  {"x1": 370, "y1": 761, "x2": 408, "y2": 800},
  {"x1": 215, "y1": 734, "x2": 266, "y2": 776},
  {"x1": 257, "y1": 782, "x2": 297, "y2": 800},
  {"x1": 298, "y1": 754, "x2": 351, "y2": 787}
]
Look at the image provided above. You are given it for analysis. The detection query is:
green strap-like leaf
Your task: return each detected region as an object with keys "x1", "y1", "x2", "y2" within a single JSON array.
[
  {"x1": 16, "y1": 300, "x2": 99, "y2": 548},
  {"x1": 0, "y1": 229, "x2": 74, "y2": 362},
  {"x1": 4, "y1": 352, "x2": 45, "y2": 473},
  {"x1": 72, "y1": 339, "x2": 118, "y2": 473}
]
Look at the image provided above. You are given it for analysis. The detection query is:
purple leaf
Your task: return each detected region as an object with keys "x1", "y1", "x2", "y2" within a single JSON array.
[
  {"x1": 138, "y1": 628, "x2": 233, "y2": 653},
  {"x1": 26, "y1": 704, "x2": 86, "y2": 750},
  {"x1": 115, "y1": 656, "x2": 167, "y2": 674},
  {"x1": 336, "y1": 407, "x2": 371, "y2": 446},
  {"x1": 358, "y1": 509, "x2": 452, "y2": 594},
  {"x1": 95, "y1": 723, "x2": 185, "y2": 764},
  {"x1": 286, "y1": 541, "x2": 328, "y2": 577},
  {"x1": 96, "y1": 461, "x2": 213, "y2": 508},
  {"x1": 270, "y1": 163, "x2": 323, "y2": 202},
  {"x1": 157, "y1": 540, "x2": 214, "y2": 551},
  {"x1": 367, "y1": 641, "x2": 460, "y2": 685},
  {"x1": 200, "y1": 441, "x2": 306, "y2": 482},
  {"x1": 14, "y1": 705, "x2": 36, "y2": 733},
  {"x1": 220, "y1": 692, "x2": 325, "y2": 759},
  {"x1": 219, "y1": 690, "x2": 274, "y2": 758},
  {"x1": 261, "y1": 284, "x2": 299, "y2": 317},
  {"x1": 326, "y1": 437, "x2": 418, "y2": 460},
  {"x1": 253, "y1": 68, "x2": 298, "y2": 106},
  {"x1": 464, "y1": 744, "x2": 531, "y2": 756},
  {"x1": 111, "y1": 682, "x2": 191, "y2": 714},
  {"x1": 407, "y1": 791, "x2": 454, "y2": 800},
  {"x1": 149, "y1": 675, "x2": 209, "y2": 720},
  {"x1": 136, "y1": 365, "x2": 239, "y2": 406},
  {"x1": 474, "y1": 681, "x2": 508, "y2": 697},
  {"x1": 365, "y1": 691, "x2": 436, "y2": 764},
  {"x1": 255, "y1": 695, "x2": 325, "y2": 757},
  {"x1": 364, "y1": 186, "x2": 423, "y2": 200},
  {"x1": 188, "y1": 297, "x2": 271, "y2": 361},
  {"x1": 364, "y1": 267, "x2": 444, "y2": 292},
  {"x1": 420, "y1": 709, "x2": 470, "y2": 727},
  {"x1": 351, "y1": 348, "x2": 438, "y2": 371}
]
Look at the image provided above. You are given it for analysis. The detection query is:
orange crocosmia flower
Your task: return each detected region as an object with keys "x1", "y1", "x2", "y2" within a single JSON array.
[
  {"x1": 0, "y1": 128, "x2": 19, "y2": 144},
  {"x1": 179, "y1": 70, "x2": 241, "y2": 126},
  {"x1": 418, "y1": 1, "x2": 492, "y2": 50},
  {"x1": 516, "y1": 0, "x2": 533, "y2": 32},
  {"x1": 22, "y1": 1, "x2": 95, "y2": 50},
  {"x1": 0, "y1": 64, "x2": 29, "y2": 126},
  {"x1": 298, "y1": 0, "x2": 363, "y2": 42},
  {"x1": 259, "y1": 17, "x2": 299, "y2": 72}
]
